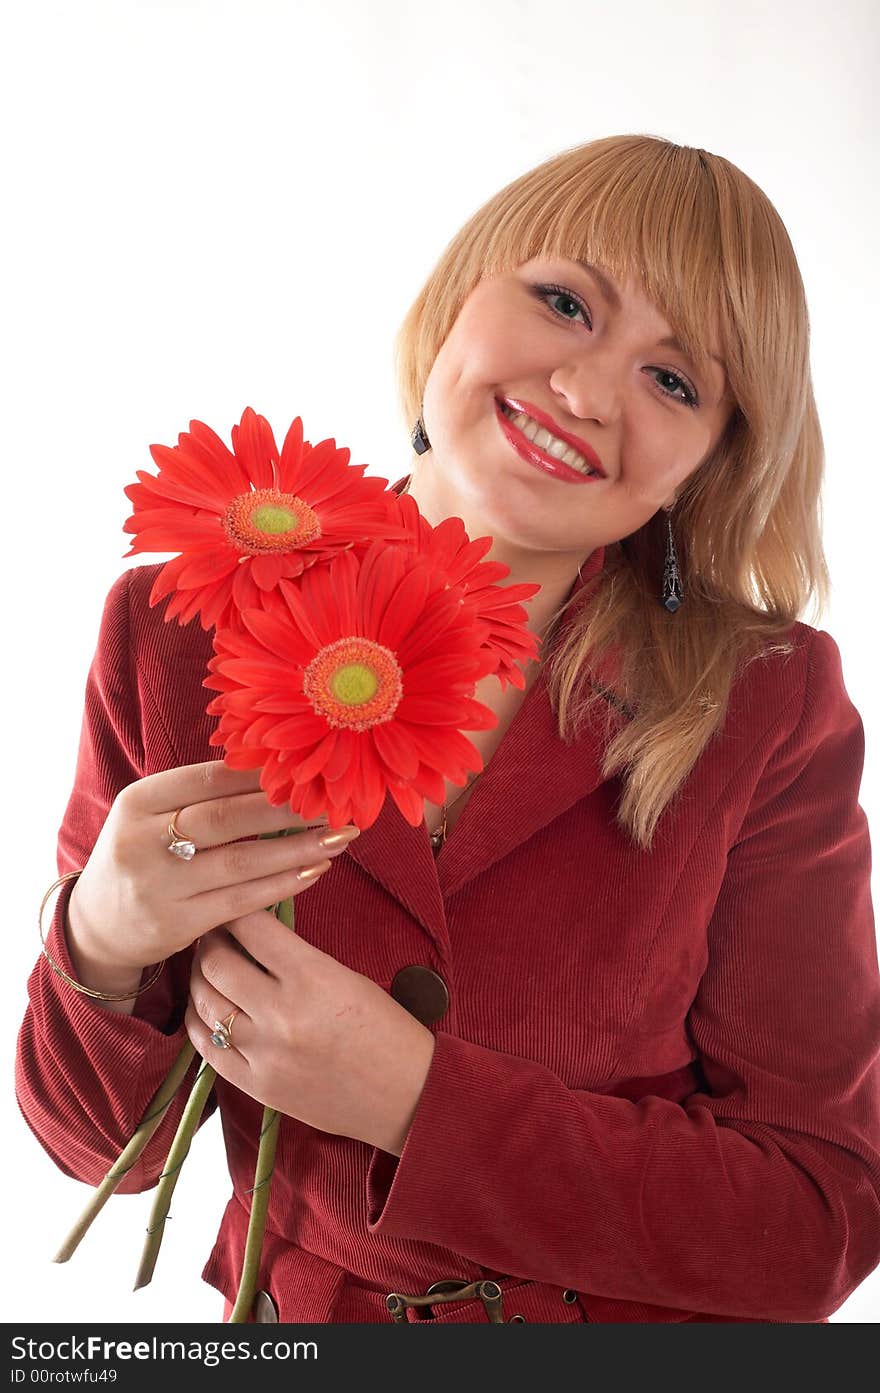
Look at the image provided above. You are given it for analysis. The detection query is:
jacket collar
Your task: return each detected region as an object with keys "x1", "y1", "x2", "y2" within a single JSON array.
[{"x1": 345, "y1": 475, "x2": 622, "y2": 949}]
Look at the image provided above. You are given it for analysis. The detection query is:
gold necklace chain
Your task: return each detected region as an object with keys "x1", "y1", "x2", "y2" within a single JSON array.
[{"x1": 430, "y1": 774, "x2": 480, "y2": 852}]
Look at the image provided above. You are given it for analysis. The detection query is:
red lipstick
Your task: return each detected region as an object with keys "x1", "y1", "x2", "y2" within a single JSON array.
[{"x1": 499, "y1": 397, "x2": 605, "y2": 476}]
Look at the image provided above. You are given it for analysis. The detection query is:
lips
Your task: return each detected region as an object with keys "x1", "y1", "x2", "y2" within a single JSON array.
[
  {"x1": 496, "y1": 402, "x2": 603, "y2": 486},
  {"x1": 499, "y1": 397, "x2": 606, "y2": 476}
]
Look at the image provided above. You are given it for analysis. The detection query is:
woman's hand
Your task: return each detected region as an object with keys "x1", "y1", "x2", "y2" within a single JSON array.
[
  {"x1": 185, "y1": 911, "x2": 437, "y2": 1156},
  {"x1": 66, "y1": 760, "x2": 351, "y2": 979}
]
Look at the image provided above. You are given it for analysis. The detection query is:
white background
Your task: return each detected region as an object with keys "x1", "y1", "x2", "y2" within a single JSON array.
[{"x1": 3, "y1": 0, "x2": 877, "y2": 1324}]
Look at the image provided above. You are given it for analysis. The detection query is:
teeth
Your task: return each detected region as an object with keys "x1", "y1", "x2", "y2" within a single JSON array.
[
  {"x1": 500, "y1": 404, "x2": 598, "y2": 476},
  {"x1": 545, "y1": 436, "x2": 574, "y2": 462}
]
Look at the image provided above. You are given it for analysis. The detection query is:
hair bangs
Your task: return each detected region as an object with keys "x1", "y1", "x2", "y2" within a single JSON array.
[{"x1": 478, "y1": 142, "x2": 730, "y2": 398}]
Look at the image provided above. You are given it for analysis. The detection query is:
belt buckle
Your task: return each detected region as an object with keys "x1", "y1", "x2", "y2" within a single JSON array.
[{"x1": 385, "y1": 1278, "x2": 504, "y2": 1324}]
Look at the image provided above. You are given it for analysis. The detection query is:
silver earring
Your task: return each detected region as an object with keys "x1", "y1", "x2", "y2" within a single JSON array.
[
  {"x1": 411, "y1": 415, "x2": 431, "y2": 455},
  {"x1": 661, "y1": 510, "x2": 683, "y2": 612}
]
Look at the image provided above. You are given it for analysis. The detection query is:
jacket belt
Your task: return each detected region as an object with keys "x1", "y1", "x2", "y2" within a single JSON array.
[{"x1": 331, "y1": 1273, "x2": 588, "y2": 1324}]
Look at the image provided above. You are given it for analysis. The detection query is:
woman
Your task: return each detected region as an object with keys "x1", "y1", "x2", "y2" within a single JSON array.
[{"x1": 16, "y1": 134, "x2": 880, "y2": 1324}]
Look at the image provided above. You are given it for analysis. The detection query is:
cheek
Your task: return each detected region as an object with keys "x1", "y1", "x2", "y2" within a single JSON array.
[
  {"x1": 427, "y1": 308, "x2": 534, "y2": 408},
  {"x1": 621, "y1": 423, "x2": 705, "y2": 500}
]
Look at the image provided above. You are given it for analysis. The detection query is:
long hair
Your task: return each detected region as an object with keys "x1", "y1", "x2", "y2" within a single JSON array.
[{"x1": 393, "y1": 134, "x2": 830, "y2": 851}]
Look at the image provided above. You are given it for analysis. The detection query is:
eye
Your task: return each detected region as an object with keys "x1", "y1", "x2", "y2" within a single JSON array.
[
  {"x1": 646, "y1": 368, "x2": 699, "y2": 409},
  {"x1": 532, "y1": 283, "x2": 701, "y2": 409},
  {"x1": 531, "y1": 283, "x2": 593, "y2": 329}
]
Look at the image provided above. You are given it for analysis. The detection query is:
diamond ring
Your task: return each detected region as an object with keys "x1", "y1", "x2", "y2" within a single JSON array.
[
  {"x1": 210, "y1": 1011, "x2": 238, "y2": 1049},
  {"x1": 167, "y1": 809, "x2": 197, "y2": 861}
]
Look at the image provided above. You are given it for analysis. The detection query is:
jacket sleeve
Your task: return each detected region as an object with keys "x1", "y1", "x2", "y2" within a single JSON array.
[
  {"x1": 15, "y1": 569, "x2": 216, "y2": 1192},
  {"x1": 364, "y1": 628, "x2": 880, "y2": 1322}
]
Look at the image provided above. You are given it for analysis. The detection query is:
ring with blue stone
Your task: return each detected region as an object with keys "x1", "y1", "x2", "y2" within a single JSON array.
[{"x1": 210, "y1": 1011, "x2": 237, "y2": 1049}]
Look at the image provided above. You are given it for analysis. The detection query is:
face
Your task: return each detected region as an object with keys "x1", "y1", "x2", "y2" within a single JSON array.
[{"x1": 418, "y1": 255, "x2": 734, "y2": 571}]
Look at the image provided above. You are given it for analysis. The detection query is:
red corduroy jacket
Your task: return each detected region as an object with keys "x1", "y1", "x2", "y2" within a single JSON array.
[{"x1": 16, "y1": 496, "x2": 880, "y2": 1324}]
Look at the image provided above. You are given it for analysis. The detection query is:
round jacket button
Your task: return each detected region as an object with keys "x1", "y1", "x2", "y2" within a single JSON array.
[
  {"x1": 253, "y1": 1290, "x2": 278, "y2": 1323},
  {"x1": 390, "y1": 966, "x2": 449, "y2": 1024}
]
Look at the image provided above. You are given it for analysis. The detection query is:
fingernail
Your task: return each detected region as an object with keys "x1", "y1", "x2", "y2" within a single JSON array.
[
  {"x1": 317, "y1": 826, "x2": 361, "y2": 850},
  {"x1": 297, "y1": 859, "x2": 333, "y2": 882}
]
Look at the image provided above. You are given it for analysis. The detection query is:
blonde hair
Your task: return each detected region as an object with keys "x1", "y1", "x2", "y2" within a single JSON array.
[{"x1": 393, "y1": 134, "x2": 830, "y2": 851}]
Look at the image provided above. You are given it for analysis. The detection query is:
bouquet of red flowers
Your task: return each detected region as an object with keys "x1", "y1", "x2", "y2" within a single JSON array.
[{"x1": 52, "y1": 407, "x2": 542, "y2": 1320}]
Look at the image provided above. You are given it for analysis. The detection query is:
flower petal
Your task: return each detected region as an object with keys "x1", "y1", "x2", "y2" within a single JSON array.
[
  {"x1": 377, "y1": 563, "x2": 431, "y2": 650},
  {"x1": 232, "y1": 561, "x2": 264, "y2": 612},
  {"x1": 278, "y1": 415, "x2": 306, "y2": 486},
  {"x1": 239, "y1": 608, "x2": 302, "y2": 663},
  {"x1": 182, "y1": 419, "x2": 250, "y2": 495},
  {"x1": 293, "y1": 730, "x2": 340, "y2": 782},
  {"x1": 386, "y1": 779, "x2": 427, "y2": 828},
  {"x1": 322, "y1": 728, "x2": 355, "y2": 783},
  {"x1": 176, "y1": 550, "x2": 240, "y2": 588},
  {"x1": 403, "y1": 654, "x2": 487, "y2": 695},
  {"x1": 261, "y1": 714, "x2": 332, "y2": 750},
  {"x1": 232, "y1": 407, "x2": 279, "y2": 490},
  {"x1": 396, "y1": 693, "x2": 498, "y2": 728},
  {"x1": 371, "y1": 720, "x2": 420, "y2": 780},
  {"x1": 250, "y1": 554, "x2": 287, "y2": 591}
]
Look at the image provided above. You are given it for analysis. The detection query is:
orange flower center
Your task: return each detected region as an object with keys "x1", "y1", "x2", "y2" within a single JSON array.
[
  {"x1": 223, "y1": 489, "x2": 322, "y2": 554},
  {"x1": 303, "y1": 637, "x2": 404, "y2": 732}
]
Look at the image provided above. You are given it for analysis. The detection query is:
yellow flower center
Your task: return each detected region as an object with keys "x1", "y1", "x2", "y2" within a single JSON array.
[
  {"x1": 303, "y1": 637, "x2": 404, "y2": 732},
  {"x1": 223, "y1": 488, "x2": 322, "y2": 554},
  {"x1": 250, "y1": 504, "x2": 297, "y2": 534},
  {"x1": 331, "y1": 663, "x2": 378, "y2": 706}
]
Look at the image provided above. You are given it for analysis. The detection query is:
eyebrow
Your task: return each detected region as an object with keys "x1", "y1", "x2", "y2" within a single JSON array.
[{"x1": 572, "y1": 259, "x2": 726, "y2": 371}]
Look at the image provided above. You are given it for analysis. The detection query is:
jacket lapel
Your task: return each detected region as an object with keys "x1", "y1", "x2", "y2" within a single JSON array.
[
  {"x1": 345, "y1": 501, "x2": 623, "y2": 945},
  {"x1": 345, "y1": 655, "x2": 617, "y2": 940},
  {"x1": 436, "y1": 661, "x2": 614, "y2": 898}
]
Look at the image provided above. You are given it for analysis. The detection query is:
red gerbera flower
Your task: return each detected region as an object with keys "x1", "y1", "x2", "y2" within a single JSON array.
[
  {"x1": 391, "y1": 490, "x2": 543, "y2": 691},
  {"x1": 122, "y1": 407, "x2": 408, "y2": 630},
  {"x1": 203, "y1": 541, "x2": 502, "y2": 830}
]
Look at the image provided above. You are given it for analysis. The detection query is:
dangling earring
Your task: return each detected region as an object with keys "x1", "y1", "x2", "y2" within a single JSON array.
[
  {"x1": 411, "y1": 414, "x2": 431, "y2": 455},
  {"x1": 661, "y1": 508, "x2": 684, "y2": 612}
]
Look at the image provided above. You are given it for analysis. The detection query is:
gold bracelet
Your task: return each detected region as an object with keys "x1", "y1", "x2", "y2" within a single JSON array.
[{"x1": 39, "y1": 870, "x2": 166, "y2": 1003}]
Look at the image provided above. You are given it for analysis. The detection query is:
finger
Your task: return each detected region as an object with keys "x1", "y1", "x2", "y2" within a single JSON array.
[
  {"x1": 188, "y1": 855, "x2": 334, "y2": 928},
  {"x1": 187, "y1": 957, "x2": 253, "y2": 1063},
  {"x1": 223, "y1": 906, "x2": 326, "y2": 980},
  {"x1": 150, "y1": 791, "x2": 330, "y2": 861},
  {"x1": 126, "y1": 759, "x2": 265, "y2": 816},
  {"x1": 185, "y1": 998, "x2": 251, "y2": 1085},
  {"x1": 195, "y1": 927, "x2": 276, "y2": 1015},
  {"x1": 153, "y1": 814, "x2": 342, "y2": 894}
]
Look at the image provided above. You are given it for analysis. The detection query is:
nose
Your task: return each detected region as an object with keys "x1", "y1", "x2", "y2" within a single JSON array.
[{"x1": 550, "y1": 346, "x2": 620, "y2": 426}]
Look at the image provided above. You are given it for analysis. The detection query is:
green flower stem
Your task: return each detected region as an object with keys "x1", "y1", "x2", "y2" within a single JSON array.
[
  {"x1": 56, "y1": 825, "x2": 304, "y2": 1305},
  {"x1": 132, "y1": 824, "x2": 299, "y2": 1292},
  {"x1": 226, "y1": 1103, "x2": 281, "y2": 1322},
  {"x1": 226, "y1": 859, "x2": 296, "y2": 1322},
  {"x1": 274, "y1": 887, "x2": 295, "y2": 930},
  {"x1": 133, "y1": 1055, "x2": 217, "y2": 1290},
  {"x1": 53, "y1": 1038, "x2": 197, "y2": 1264}
]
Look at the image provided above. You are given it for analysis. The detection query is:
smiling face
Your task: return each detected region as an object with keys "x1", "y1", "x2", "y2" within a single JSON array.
[{"x1": 414, "y1": 255, "x2": 734, "y2": 580}]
